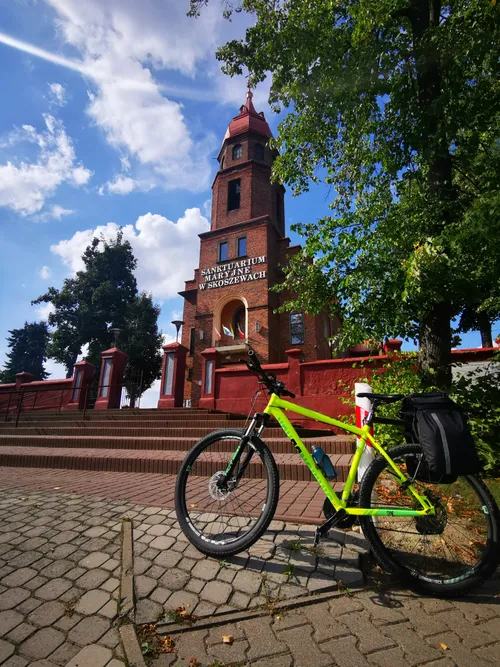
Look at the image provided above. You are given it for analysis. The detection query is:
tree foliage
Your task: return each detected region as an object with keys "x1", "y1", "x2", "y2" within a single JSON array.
[
  {"x1": 191, "y1": 0, "x2": 500, "y2": 386},
  {"x1": 0, "y1": 322, "x2": 50, "y2": 383},
  {"x1": 33, "y1": 232, "x2": 163, "y2": 396}
]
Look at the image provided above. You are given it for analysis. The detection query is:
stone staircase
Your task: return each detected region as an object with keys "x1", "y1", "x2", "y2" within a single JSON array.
[{"x1": 0, "y1": 408, "x2": 355, "y2": 482}]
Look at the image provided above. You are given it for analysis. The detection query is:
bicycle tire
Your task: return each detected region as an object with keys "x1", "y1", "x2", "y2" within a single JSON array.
[
  {"x1": 359, "y1": 443, "x2": 500, "y2": 597},
  {"x1": 175, "y1": 429, "x2": 280, "y2": 557}
]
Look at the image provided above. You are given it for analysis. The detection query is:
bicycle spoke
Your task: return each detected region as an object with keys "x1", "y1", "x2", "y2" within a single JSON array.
[{"x1": 364, "y1": 448, "x2": 492, "y2": 583}]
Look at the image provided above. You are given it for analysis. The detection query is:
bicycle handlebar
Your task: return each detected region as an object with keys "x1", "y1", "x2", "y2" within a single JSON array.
[{"x1": 244, "y1": 349, "x2": 296, "y2": 399}]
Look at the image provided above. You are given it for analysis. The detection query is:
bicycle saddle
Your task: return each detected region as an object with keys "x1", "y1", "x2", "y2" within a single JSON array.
[{"x1": 356, "y1": 392, "x2": 404, "y2": 404}]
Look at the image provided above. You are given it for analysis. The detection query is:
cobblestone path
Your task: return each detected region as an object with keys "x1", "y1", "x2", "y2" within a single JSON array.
[
  {"x1": 152, "y1": 580, "x2": 500, "y2": 667},
  {"x1": 0, "y1": 488, "x2": 127, "y2": 666}
]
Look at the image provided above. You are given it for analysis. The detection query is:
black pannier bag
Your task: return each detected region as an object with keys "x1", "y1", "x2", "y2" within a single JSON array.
[{"x1": 401, "y1": 392, "x2": 482, "y2": 483}]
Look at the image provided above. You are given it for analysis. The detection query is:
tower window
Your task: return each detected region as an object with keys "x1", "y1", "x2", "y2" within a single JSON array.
[
  {"x1": 219, "y1": 241, "x2": 228, "y2": 262},
  {"x1": 254, "y1": 143, "x2": 265, "y2": 160},
  {"x1": 189, "y1": 327, "x2": 195, "y2": 355},
  {"x1": 237, "y1": 237, "x2": 247, "y2": 257},
  {"x1": 220, "y1": 156, "x2": 225, "y2": 169},
  {"x1": 290, "y1": 313, "x2": 305, "y2": 345},
  {"x1": 227, "y1": 179, "x2": 241, "y2": 211},
  {"x1": 232, "y1": 144, "x2": 243, "y2": 160}
]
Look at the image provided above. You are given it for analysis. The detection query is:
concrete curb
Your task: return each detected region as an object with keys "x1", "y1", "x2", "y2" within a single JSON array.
[
  {"x1": 119, "y1": 517, "x2": 148, "y2": 667},
  {"x1": 119, "y1": 624, "x2": 147, "y2": 667},
  {"x1": 119, "y1": 517, "x2": 135, "y2": 620},
  {"x1": 156, "y1": 584, "x2": 366, "y2": 636}
]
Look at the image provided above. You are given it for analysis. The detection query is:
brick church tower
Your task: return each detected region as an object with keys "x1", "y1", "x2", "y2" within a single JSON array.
[{"x1": 180, "y1": 90, "x2": 338, "y2": 406}]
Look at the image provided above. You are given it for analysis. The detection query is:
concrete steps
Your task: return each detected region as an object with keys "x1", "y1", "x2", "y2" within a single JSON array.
[{"x1": 0, "y1": 407, "x2": 356, "y2": 480}]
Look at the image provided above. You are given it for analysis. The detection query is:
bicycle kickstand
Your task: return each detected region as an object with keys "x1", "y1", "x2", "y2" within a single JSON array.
[{"x1": 314, "y1": 509, "x2": 348, "y2": 547}]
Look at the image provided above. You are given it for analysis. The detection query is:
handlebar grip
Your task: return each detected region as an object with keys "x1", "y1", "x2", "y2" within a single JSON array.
[{"x1": 283, "y1": 389, "x2": 296, "y2": 399}]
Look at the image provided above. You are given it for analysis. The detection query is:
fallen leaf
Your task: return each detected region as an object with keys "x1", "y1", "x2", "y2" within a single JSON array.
[
  {"x1": 222, "y1": 635, "x2": 234, "y2": 645},
  {"x1": 72, "y1": 490, "x2": 76, "y2": 493},
  {"x1": 440, "y1": 643, "x2": 449, "y2": 651},
  {"x1": 53, "y1": 487, "x2": 60, "y2": 490},
  {"x1": 190, "y1": 504, "x2": 197, "y2": 508}
]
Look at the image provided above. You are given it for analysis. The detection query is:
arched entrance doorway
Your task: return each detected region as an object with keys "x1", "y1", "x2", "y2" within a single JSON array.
[{"x1": 214, "y1": 295, "x2": 248, "y2": 346}]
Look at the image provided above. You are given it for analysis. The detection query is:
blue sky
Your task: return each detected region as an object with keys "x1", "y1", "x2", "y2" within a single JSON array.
[{"x1": 0, "y1": 0, "x2": 490, "y2": 404}]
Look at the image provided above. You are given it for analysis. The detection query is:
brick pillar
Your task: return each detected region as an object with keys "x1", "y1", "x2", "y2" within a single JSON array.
[
  {"x1": 158, "y1": 343, "x2": 188, "y2": 408},
  {"x1": 199, "y1": 348, "x2": 219, "y2": 410},
  {"x1": 383, "y1": 339, "x2": 403, "y2": 353},
  {"x1": 94, "y1": 347, "x2": 128, "y2": 410},
  {"x1": 66, "y1": 360, "x2": 95, "y2": 411},
  {"x1": 285, "y1": 348, "x2": 302, "y2": 397},
  {"x1": 15, "y1": 372, "x2": 34, "y2": 390}
]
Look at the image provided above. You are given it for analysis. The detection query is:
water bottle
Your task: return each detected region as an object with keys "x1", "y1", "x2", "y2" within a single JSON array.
[{"x1": 312, "y1": 446, "x2": 338, "y2": 480}]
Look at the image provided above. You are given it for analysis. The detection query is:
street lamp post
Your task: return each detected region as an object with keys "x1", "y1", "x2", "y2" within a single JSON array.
[
  {"x1": 171, "y1": 320, "x2": 185, "y2": 343},
  {"x1": 109, "y1": 327, "x2": 123, "y2": 347}
]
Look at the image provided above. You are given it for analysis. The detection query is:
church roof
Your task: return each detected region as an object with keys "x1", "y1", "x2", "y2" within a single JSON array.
[{"x1": 224, "y1": 89, "x2": 273, "y2": 141}]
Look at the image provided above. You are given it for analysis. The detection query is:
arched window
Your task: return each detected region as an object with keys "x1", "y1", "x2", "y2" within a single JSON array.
[
  {"x1": 254, "y1": 144, "x2": 265, "y2": 160},
  {"x1": 232, "y1": 144, "x2": 243, "y2": 160}
]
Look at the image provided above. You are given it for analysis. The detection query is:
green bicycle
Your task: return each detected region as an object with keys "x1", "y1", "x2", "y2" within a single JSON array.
[{"x1": 175, "y1": 349, "x2": 500, "y2": 596}]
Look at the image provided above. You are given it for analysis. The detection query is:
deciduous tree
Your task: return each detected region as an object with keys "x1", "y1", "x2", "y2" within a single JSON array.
[{"x1": 191, "y1": 0, "x2": 500, "y2": 386}]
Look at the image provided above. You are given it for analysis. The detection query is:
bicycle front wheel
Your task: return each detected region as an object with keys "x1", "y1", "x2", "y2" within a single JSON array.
[
  {"x1": 175, "y1": 429, "x2": 279, "y2": 557},
  {"x1": 359, "y1": 444, "x2": 500, "y2": 597}
]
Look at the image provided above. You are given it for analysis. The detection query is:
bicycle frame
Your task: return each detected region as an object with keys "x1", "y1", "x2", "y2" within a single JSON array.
[{"x1": 262, "y1": 393, "x2": 435, "y2": 518}]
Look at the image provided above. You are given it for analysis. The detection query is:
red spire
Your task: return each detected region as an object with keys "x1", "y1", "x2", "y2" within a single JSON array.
[
  {"x1": 224, "y1": 87, "x2": 272, "y2": 141},
  {"x1": 245, "y1": 86, "x2": 256, "y2": 114}
]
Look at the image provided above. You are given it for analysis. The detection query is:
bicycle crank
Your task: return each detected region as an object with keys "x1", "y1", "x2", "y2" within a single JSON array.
[{"x1": 323, "y1": 495, "x2": 359, "y2": 530}]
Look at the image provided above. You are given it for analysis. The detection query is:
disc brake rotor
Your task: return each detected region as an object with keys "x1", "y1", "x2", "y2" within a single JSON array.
[
  {"x1": 415, "y1": 492, "x2": 448, "y2": 535},
  {"x1": 208, "y1": 471, "x2": 232, "y2": 501}
]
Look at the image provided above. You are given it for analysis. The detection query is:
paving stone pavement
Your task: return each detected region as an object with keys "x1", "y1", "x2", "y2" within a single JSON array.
[
  {"x1": 1, "y1": 486, "x2": 499, "y2": 667},
  {"x1": 150, "y1": 577, "x2": 500, "y2": 667},
  {"x1": 0, "y1": 487, "x2": 128, "y2": 666},
  {"x1": 130, "y1": 510, "x2": 366, "y2": 626}
]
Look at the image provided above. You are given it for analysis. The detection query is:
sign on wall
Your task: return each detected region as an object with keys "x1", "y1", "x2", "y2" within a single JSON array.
[{"x1": 199, "y1": 256, "x2": 267, "y2": 290}]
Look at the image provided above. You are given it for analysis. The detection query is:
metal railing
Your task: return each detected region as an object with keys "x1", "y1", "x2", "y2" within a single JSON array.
[{"x1": 0, "y1": 382, "x2": 142, "y2": 427}]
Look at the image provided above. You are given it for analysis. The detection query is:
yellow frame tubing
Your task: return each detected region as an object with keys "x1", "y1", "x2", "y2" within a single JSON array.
[{"x1": 264, "y1": 394, "x2": 434, "y2": 518}]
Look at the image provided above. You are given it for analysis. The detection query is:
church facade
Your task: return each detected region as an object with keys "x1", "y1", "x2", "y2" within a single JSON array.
[{"x1": 180, "y1": 91, "x2": 339, "y2": 406}]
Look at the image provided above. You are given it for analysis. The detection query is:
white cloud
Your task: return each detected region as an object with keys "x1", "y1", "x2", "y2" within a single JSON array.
[
  {"x1": 43, "y1": 0, "x2": 226, "y2": 192},
  {"x1": 44, "y1": 357, "x2": 67, "y2": 379},
  {"x1": 51, "y1": 207, "x2": 209, "y2": 298},
  {"x1": 139, "y1": 378, "x2": 161, "y2": 408},
  {"x1": 51, "y1": 204, "x2": 74, "y2": 219},
  {"x1": 48, "y1": 82, "x2": 67, "y2": 106},
  {"x1": 39, "y1": 265, "x2": 52, "y2": 279},
  {"x1": 202, "y1": 198, "x2": 211, "y2": 219},
  {"x1": 0, "y1": 114, "x2": 92, "y2": 215},
  {"x1": 34, "y1": 302, "x2": 55, "y2": 320},
  {"x1": 101, "y1": 175, "x2": 139, "y2": 195}
]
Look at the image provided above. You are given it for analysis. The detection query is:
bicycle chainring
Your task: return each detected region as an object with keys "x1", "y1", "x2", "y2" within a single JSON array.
[{"x1": 323, "y1": 492, "x2": 359, "y2": 530}]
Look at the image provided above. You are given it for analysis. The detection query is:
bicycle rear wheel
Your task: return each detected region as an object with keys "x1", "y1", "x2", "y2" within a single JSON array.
[
  {"x1": 359, "y1": 444, "x2": 500, "y2": 596},
  {"x1": 175, "y1": 429, "x2": 279, "y2": 557}
]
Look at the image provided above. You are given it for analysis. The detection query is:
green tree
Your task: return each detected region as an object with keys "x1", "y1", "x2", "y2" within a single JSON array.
[
  {"x1": 0, "y1": 322, "x2": 50, "y2": 383},
  {"x1": 191, "y1": 0, "x2": 500, "y2": 386},
  {"x1": 33, "y1": 232, "x2": 163, "y2": 398}
]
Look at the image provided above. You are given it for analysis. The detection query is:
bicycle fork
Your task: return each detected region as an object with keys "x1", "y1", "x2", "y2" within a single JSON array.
[{"x1": 221, "y1": 414, "x2": 268, "y2": 488}]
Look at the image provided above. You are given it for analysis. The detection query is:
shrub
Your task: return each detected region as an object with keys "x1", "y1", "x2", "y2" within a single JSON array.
[{"x1": 349, "y1": 352, "x2": 500, "y2": 475}]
